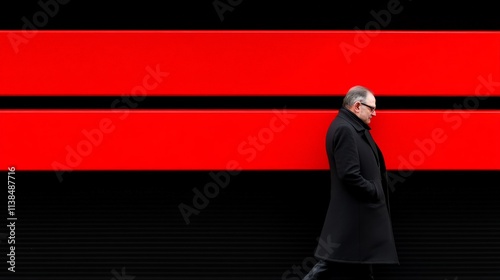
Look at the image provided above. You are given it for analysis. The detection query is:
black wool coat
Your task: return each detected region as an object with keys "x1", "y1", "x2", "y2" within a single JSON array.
[{"x1": 314, "y1": 107, "x2": 399, "y2": 264}]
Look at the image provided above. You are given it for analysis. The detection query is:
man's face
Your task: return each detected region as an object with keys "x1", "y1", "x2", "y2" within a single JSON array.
[{"x1": 356, "y1": 93, "x2": 376, "y2": 125}]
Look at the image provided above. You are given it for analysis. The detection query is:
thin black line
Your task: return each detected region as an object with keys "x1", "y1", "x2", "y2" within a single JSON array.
[{"x1": 1, "y1": 96, "x2": 499, "y2": 109}]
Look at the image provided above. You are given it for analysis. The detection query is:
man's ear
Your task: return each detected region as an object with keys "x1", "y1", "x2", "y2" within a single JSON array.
[{"x1": 354, "y1": 102, "x2": 361, "y2": 112}]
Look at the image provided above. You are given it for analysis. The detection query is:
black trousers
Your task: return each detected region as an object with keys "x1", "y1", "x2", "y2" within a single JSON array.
[{"x1": 302, "y1": 260, "x2": 374, "y2": 280}]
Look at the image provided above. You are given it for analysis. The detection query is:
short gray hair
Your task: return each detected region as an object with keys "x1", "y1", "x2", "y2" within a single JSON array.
[{"x1": 342, "y1": 85, "x2": 372, "y2": 108}]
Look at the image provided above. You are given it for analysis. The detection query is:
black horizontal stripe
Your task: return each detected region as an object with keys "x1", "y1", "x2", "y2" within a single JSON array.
[
  {"x1": 1, "y1": 0, "x2": 500, "y2": 30},
  {"x1": 1, "y1": 96, "x2": 500, "y2": 109},
  {"x1": 2, "y1": 170, "x2": 500, "y2": 279}
]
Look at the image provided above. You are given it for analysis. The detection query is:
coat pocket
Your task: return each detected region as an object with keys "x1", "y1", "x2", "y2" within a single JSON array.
[{"x1": 368, "y1": 179, "x2": 385, "y2": 203}]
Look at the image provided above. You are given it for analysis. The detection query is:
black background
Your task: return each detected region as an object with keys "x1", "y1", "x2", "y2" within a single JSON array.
[{"x1": 1, "y1": 1, "x2": 500, "y2": 279}]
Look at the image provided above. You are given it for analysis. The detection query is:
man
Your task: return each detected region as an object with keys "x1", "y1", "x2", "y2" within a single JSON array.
[{"x1": 303, "y1": 85, "x2": 398, "y2": 280}]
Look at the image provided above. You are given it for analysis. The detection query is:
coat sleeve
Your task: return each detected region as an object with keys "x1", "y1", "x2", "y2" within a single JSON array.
[{"x1": 333, "y1": 125, "x2": 381, "y2": 202}]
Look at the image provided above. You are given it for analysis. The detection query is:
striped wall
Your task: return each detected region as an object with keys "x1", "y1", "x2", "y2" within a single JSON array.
[{"x1": 1, "y1": 9, "x2": 500, "y2": 280}]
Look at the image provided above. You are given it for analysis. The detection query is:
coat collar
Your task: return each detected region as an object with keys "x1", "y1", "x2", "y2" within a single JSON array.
[
  {"x1": 338, "y1": 107, "x2": 371, "y2": 131},
  {"x1": 339, "y1": 107, "x2": 380, "y2": 166}
]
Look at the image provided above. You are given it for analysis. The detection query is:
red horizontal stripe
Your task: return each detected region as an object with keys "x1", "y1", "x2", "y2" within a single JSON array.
[
  {"x1": 2, "y1": 31, "x2": 500, "y2": 95},
  {"x1": 1, "y1": 110, "x2": 498, "y2": 171}
]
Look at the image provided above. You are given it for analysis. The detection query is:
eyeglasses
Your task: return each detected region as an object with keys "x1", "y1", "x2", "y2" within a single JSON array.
[{"x1": 360, "y1": 102, "x2": 376, "y2": 113}]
